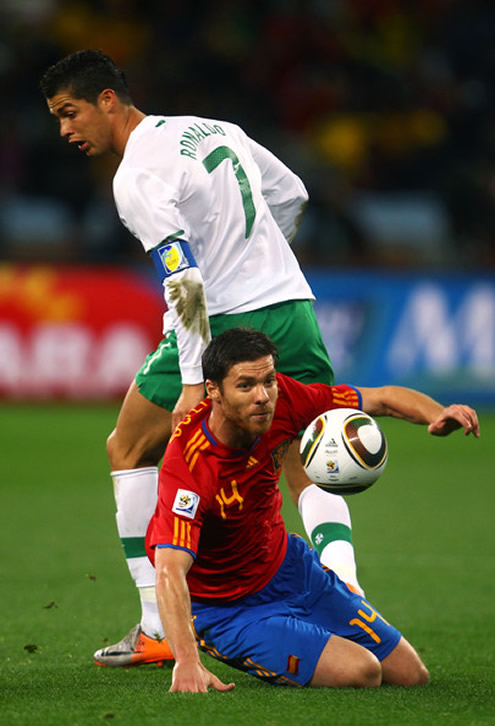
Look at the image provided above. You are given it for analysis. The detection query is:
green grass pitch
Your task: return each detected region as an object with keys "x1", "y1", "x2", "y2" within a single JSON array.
[{"x1": 1, "y1": 403, "x2": 494, "y2": 725}]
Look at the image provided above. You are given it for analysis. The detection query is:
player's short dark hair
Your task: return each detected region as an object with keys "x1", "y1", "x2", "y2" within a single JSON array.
[
  {"x1": 202, "y1": 328, "x2": 278, "y2": 384},
  {"x1": 40, "y1": 49, "x2": 133, "y2": 105}
]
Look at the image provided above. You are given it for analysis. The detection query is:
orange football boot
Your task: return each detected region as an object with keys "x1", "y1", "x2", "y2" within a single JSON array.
[{"x1": 94, "y1": 624, "x2": 174, "y2": 667}]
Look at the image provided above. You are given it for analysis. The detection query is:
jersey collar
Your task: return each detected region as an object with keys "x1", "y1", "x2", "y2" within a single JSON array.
[{"x1": 201, "y1": 418, "x2": 260, "y2": 456}]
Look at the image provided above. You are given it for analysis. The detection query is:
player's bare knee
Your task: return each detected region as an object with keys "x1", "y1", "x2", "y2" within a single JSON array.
[
  {"x1": 415, "y1": 663, "x2": 430, "y2": 686},
  {"x1": 106, "y1": 428, "x2": 159, "y2": 470},
  {"x1": 399, "y1": 662, "x2": 430, "y2": 687},
  {"x1": 381, "y1": 638, "x2": 429, "y2": 687},
  {"x1": 355, "y1": 653, "x2": 382, "y2": 688},
  {"x1": 333, "y1": 655, "x2": 381, "y2": 689},
  {"x1": 106, "y1": 428, "x2": 136, "y2": 470},
  {"x1": 310, "y1": 642, "x2": 381, "y2": 689}
]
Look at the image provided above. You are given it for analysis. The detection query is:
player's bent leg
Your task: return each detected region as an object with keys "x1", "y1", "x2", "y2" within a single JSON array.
[
  {"x1": 107, "y1": 380, "x2": 172, "y2": 470},
  {"x1": 309, "y1": 635, "x2": 382, "y2": 688},
  {"x1": 380, "y1": 636, "x2": 429, "y2": 687},
  {"x1": 284, "y1": 441, "x2": 363, "y2": 595},
  {"x1": 95, "y1": 381, "x2": 174, "y2": 667}
]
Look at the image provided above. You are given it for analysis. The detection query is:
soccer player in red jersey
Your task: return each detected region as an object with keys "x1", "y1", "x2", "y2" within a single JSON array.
[{"x1": 146, "y1": 328, "x2": 479, "y2": 692}]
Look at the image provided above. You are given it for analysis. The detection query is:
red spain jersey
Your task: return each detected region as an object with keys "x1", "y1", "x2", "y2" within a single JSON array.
[{"x1": 145, "y1": 374, "x2": 361, "y2": 601}]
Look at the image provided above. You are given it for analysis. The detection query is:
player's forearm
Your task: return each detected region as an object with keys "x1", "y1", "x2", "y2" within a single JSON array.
[
  {"x1": 248, "y1": 136, "x2": 308, "y2": 243},
  {"x1": 155, "y1": 556, "x2": 200, "y2": 665},
  {"x1": 164, "y1": 267, "x2": 211, "y2": 384},
  {"x1": 361, "y1": 385, "x2": 444, "y2": 425},
  {"x1": 147, "y1": 236, "x2": 211, "y2": 384},
  {"x1": 275, "y1": 199, "x2": 307, "y2": 245}
]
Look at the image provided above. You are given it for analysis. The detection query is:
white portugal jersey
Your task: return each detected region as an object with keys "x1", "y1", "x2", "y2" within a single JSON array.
[{"x1": 113, "y1": 115, "x2": 314, "y2": 383}]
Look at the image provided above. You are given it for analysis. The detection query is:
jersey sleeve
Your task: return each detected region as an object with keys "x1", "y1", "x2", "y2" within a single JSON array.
[
  {"x1": 247, "y1": 137, "x2": 309, "y2": 244},
  {"x1": 145, "y1": 447, "x2": 211, "y2": 563},
  {"x1": 113, "y1": 166, "x2": 187, "y2": 252},
  {"x1": 113, "y1": 167, "x2": 211, "y2": 384},
  {"x1": 277, "y1": 374, "x2": 363, "y2": 433}
]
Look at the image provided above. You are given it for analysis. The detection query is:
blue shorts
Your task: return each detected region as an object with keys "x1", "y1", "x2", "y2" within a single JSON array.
[{"x1": 191, "y1": 534, "x2": 402, "y2": 687}]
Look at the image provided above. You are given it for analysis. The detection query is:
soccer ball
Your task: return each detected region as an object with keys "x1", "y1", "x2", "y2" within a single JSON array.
[{"x1": 300, "y1": 408, "x2": 388, "y2": 494}]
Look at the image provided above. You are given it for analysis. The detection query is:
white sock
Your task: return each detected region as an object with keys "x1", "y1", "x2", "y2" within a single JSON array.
[
  {"x1": 112, "y1": 467, "x2": 164, "y2": 638},
  {"x1": 139, "y1": 586, "x2": 164, "y2": 639},
  {"x1": 298, "y1": 484, "x2": 364, "y2": 596}
]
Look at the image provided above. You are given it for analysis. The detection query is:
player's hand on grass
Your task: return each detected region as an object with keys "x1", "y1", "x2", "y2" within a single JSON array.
[
  {"x1": 428, "y1": 404, "x2": 480, "y2": 438},
  {"x1": 172, "y1": 383, "x2": 206, "y2": 430},
  {"x1": 169, "y1": 660, "x2": 235, "y2": 693}
]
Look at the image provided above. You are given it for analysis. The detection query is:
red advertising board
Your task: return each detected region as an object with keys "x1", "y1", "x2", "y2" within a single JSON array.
[{"x1": 0, "y1": 264, "x2": 164, "y2": 399}]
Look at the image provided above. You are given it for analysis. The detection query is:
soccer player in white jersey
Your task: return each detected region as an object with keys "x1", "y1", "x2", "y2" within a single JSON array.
[{"x1": 41, "y1": 49, "x2": 364, "y2": 667}]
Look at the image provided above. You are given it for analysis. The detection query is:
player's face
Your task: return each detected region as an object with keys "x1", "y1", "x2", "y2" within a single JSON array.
[
  {"x1": 47, "y1": 90, "x2": 114, "y2": 157},
  {"x1": 209, "y1": 355, "x2": 278, "y2": 447}
]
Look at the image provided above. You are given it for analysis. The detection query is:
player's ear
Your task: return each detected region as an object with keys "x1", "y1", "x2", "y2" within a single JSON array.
[
  {"x1": 206, "y1": 379, "x2": 220, "y2": 400},
  {"x1": 98, "y1": 88, "x2": 117, "y2": 111}
]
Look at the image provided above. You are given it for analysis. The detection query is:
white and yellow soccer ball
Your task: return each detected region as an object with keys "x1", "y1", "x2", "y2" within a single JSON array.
[{"x1": 300, "y1": 408, "x2": 388, "y2": 494}]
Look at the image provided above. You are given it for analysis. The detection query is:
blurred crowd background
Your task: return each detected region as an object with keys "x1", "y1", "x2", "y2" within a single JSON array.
[{"x1": 1, "y1": 0, "x2": 495, "y2": 271}]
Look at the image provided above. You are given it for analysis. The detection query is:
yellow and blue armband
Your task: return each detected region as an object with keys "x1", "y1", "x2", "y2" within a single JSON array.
[{"x1": 150, "y1": 239, "x2": 197, "y2": 284}]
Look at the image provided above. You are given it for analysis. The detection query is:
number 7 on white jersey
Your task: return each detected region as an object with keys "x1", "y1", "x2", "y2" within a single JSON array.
[{"x1": 202, "y1": 145, "x2": 256, "y2": 238}]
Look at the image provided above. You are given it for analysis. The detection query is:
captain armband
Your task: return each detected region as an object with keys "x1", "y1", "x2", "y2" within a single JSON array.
[{"x1": 150, "y1": 239, "x2": 197, "y2": 284}]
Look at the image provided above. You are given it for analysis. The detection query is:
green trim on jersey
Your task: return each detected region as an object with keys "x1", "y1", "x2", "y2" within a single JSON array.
[{"x1": 135, "y1": 299, "x2": 334, "y2": 411}]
